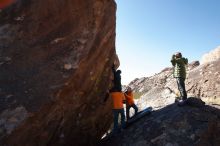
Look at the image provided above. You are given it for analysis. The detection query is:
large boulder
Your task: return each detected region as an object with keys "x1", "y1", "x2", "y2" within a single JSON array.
[{"x1": 0, "y1": 0, "x2": 116, "y2": 145}]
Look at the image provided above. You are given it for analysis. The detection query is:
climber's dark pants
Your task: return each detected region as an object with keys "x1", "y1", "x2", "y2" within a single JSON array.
[
  {"x1": 126, "y1": 104, "x2": 138, "y2": 120},
  {"x1": 112, "y1": 109, "x2": 125, "y2": 133},
  {"x1": 176, "y1": 77, "x2": 187, "y2": 100}
]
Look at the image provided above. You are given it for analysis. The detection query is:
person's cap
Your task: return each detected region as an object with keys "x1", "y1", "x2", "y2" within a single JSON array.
[{"x1": 175, "y1": 52, "x2": 182, "y2": 57}]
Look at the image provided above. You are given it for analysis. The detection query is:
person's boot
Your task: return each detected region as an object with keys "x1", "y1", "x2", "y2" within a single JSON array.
[
  {"x1": 175, "y1": 98, "x2": 180, "y2": 103},
  {"x1": 175, "y1": 96, "x2": 181, "y2": 103},
  {"x1": 177, "y1": 99, "x2": 187, "y2": 106}
]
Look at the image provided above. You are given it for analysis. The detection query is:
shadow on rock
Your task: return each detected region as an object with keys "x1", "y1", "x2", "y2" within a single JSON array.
[{"x1": 99, "y1": 97, "x2": 220, "y2": 146}]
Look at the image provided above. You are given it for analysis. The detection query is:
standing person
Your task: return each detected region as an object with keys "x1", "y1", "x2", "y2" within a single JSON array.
[
  {"x1": 171, "y1": 52, "x2": 188, "y2": 104},
  {"x1": 124, "y1": 87, "x2": 138, "y2": 120},
  {"x1": 110, "y1": 91, "x2": 126, "y2": 133}
]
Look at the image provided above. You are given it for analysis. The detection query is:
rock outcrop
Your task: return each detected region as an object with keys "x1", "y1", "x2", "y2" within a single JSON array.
[
  {"x1": 187, "y1": 59, "x2": 220, "y2": 105},
  {"x1": 201, "y1": 46, "x2": 220, "y2": 64},
  {"x1": 100, "y1": 98, "x2": 220, "y2": 146},
  {"x1": 0, "y1": 0, "x2": 116, "y2": 145}
]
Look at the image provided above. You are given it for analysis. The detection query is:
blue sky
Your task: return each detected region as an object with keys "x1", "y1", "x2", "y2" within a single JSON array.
[{"x1": 116, "y1": 0, "x2": 220, "y2": 85}]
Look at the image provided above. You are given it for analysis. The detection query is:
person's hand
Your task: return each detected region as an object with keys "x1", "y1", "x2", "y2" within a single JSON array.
[
  {"x1": 172, "y1": 54, "x2": 176, "y2": 59},
  {"x1": 123, "y1": 100, "x2": 126, "y2": 104},
  {"x1": 112, "y1": 63, "x2": 115, "y2": 71}
]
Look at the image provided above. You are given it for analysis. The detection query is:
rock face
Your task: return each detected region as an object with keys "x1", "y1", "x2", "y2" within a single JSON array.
[
  {"x1": 201, "y1": 46, "x2": 220, "y2": 64},
  {"x1": 0, "y1": 0, "x2": 116, "y2": 145},
  {"x1": 100, "y1": 98, "x2": 220, "y2": 146}
]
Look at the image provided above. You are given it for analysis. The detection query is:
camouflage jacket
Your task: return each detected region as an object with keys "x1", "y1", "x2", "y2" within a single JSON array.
[{"x1": 171, "y1": 56, "x2": 188, "y2": 79}]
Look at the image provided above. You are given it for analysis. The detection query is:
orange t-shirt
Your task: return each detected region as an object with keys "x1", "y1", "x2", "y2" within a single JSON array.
[
  {"x1": 124, "y1": 92, "x2": 134, "y2": 105},
  {"x1": 111, "y1": 92, "x2": 125, "y2": 109}
]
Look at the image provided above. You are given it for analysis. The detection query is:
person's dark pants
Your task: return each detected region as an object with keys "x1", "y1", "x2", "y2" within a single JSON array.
[
  {"x1": 126, "y1": 104, "x2": 138, "y2": 120},
  {"x1": 176, "y1": 77, "x2": 187, "y2": 100},
  {"x1": 112, "y1": 109, "x2": 126, "y2": 133}
]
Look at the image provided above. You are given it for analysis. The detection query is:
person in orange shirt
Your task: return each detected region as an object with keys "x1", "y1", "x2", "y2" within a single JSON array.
[
  {"x1": 124, "y1": 87, "x2": 138, "y2": 120},
  {"x1": 110, "y1": 91, "x2": 126, "y2": 133}
]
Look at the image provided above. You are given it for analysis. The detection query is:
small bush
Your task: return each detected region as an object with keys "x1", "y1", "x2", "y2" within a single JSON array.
[{"x1": 133, "y1": 92, "x2": 143, "y2": 99}]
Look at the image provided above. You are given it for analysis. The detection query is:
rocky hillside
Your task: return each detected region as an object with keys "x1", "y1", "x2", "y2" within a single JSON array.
[
  {"x1": 0, "y1": 0, "x2": 116, "y2": 146},
  {"x1": 128, "y1": 49, "x2": 220, "y2": 110}
]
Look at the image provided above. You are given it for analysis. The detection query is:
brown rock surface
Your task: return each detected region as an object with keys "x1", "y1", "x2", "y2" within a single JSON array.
[{"x1": 0, "y1": 0, "x2": 116, "y2": 145}]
